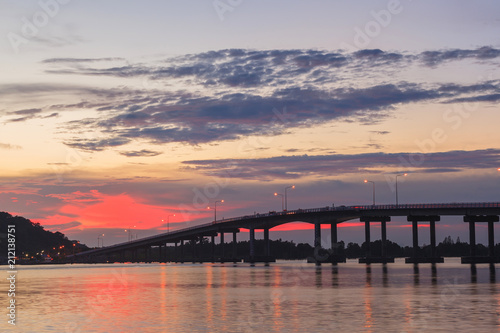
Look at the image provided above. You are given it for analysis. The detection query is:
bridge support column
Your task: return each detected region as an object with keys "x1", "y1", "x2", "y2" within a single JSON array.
[
  {"x1": 412, "y1": 220, "x2": 419, "y2": 258},
  {"x1": 406, "y1": 216, "x2": 443, "y2": 264},
  {"x1": 329, "y1": 222, "x2": 346, "y2": 264},
  {"x1": 381, "y1": 220, "x2": 387, "y2": 258},
  {"x1": 220, "y1": 232, "x2": 225, "y2": 262},
  {"x1": 180, "y1": 240, "x2": 184, "y2": 263},
  {"x1": 264, "y1": 228, "x2": 270, "y2": 258},
  {"x1": 364, "y1": 220, "x2": 371, "y2": 259},
  {"x1": 307, "y1": 223, "x2": 327, "y2": 265},
  {"x1": 192, "y1": 239, "x2": 197, "y2": 263},
  {"x1": 488, "y1": 221, "x2": 495, "y2": 257},
  {"x1": 359, "y1": 216, "x2": 393, "y2": 264},
  {"x1": 249, "y1": 228, "x2": 255, "y2": 263},
  {"x1": 232, "y1": 231, "x2": 238, "y2": 262},
  {"x1": 159, "y1": 244, "x2": 164, "y2": 263},
  {"x1": 462, "y1": 215, "x2": 500, "y2": 263},
  {"x1": 211, "y1": 235, "x2": 215, "y2": 262}
]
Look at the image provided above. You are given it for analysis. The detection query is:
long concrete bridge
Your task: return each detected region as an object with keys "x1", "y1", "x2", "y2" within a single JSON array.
[{"x1": 68, "y1": 202, "x2": 500, "y2": 265}]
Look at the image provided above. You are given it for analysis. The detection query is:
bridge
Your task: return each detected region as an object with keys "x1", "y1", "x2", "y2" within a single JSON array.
[{"x1": 68, "y1": 202, "x2": 500, "y2": 265}]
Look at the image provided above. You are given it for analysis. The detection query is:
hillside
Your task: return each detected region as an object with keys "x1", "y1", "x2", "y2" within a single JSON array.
[{"x1": 0, "y1": 212, "x2": 88, "y2": 263}]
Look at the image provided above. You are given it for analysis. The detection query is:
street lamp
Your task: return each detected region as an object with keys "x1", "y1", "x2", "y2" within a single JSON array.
[
  {"x1": 125, "y1": 226, "x2": 136, "y2": 242},
  {"x1": 284, "y1": 185, "x2": 295, "y2": 211},
  {"x1": 97, "y1": 234, "x2": 104, "y2": 248},
  {"x1": 162, "y1": 214, "x2": 175, "y2": 233},
  {"x1": 364, "y1": 180, "x2": 375, "y2": 206},
  {"x1": 208, "y1": 200, "x2": 224, "y2": 222},
  {"x1": 274, "y1": 192, "x2": 284, "y2": 211},
  {"x1": 395, "y1": 173, "x2": 407, "y2": 207}
]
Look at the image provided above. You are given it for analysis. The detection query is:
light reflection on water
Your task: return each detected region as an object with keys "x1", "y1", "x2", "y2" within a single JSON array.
[{"x1": 0, "y1": 258, "x2": 499, "y2": 332}]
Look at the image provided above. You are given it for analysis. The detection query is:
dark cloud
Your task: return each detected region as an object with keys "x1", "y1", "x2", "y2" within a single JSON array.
[
  {"x1": 420, "y1": 46, "x2": 500, "y2": 67},
  {"x1": 119, "y1": 149, "x2": 163, "y2": 157},
  {"x1": 182, "y1": 149, "x2": 500, "y2": 181},
  {"x1": 44, "y1": 221, "x2": 82, "y2": 231}
]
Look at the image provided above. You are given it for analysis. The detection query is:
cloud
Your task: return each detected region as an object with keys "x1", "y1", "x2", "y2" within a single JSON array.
[
  {"x1": 420, "y1": 46, "x2": 500, "y2": 67},
  {"x1": 182, "y1": 149, "x2": 500, "y2": 181},
  {"x1": 119, "y1": 149, "x2": 163, "y2": 157},
  {"x1": 0, "y1": 143, "x2": 22, "y2": 150},
  {"x1": 44, "y1": 221, "x2": 82, "y2": 231},
  {"x1": 0, "y1": 47, "x2": 496, "y2": 150}
]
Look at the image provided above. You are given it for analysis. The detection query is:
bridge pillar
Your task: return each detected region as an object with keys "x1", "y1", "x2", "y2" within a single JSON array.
[
  {"x1": 180, "y1": 240, "x2": 184, "y2": 263},
  {"x1": 405, "y1": 216, "x2": 443, "y2": 264},
  {"x1": 462, "y1": 215, "x2": 500, "y2": 263},
  {"x1": 249, "y1": 228, "x2": 255, "y2": 262},
  {"x1": 381, "y1": 220, "x2": 387, "y2": 258},
  {"x1": 159, "y1": 244, "x2": 164, "y2": 263},
  {"x1": 359, "y1": 216, "x2": 392, "y2": 264},
  {"x1": 489, "y1": 221, "x2": 495, "y2": 257},
  {"x1": 264, "y1": 228, "x2": 270, "y2": 257},
  {"x1": 191, "y1": 239, "x2": 197, "y2": 263},
  {"x1": 364, "y1": 220, "x2": 371, "y2": 258},
  {"x1": 211, "y1": 235, "x2": 215, "y2": 262},
  {"x1": 220, "y1": 232, "x2": 225, "y2": 262},
  {"x1": 314, "y1": 223, "x2": 322, "y2": 265},
  {"x1": 232, "y1": 231, "x2": 238, "y2": 262},
  {"x1": 329, "y1": 222, "x2": 346, "y2": 264}
]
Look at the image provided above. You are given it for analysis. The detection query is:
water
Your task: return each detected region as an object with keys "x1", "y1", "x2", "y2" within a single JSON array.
[{"x1": 1, "y1": 258, "x2": 499, "y2": 332}]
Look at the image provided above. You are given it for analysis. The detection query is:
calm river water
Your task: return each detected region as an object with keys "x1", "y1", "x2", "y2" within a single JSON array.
[{"x1": 1, "y1": 258, "x2": 499, "y2": 332}]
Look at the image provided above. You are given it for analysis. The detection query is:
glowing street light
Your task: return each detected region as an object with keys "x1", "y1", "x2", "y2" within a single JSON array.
[
  {"x1": 162, "y1": 214, "x2": 176, "y2": 233},
  {"x1": 284, "y1": 185, "x2": 295, "y2": 211},
  {"x1": 97, "y1": 234, "x2": 104, "y2": 247},
  {"x1": 364, "y1": 180, "x2": 375, "y2": 206},
  {"x1": 395, "y1": 173, "x2": 407, "y2": 207},
  {"x1": 274, "y1": 192, "x2": 284, "y2": 211},
  {"x1": 208, "y1": 200, "x2": 224, "y2": 223},
  {"x1": 125, "y1": 226, "x2": 136, "y2": 242}
]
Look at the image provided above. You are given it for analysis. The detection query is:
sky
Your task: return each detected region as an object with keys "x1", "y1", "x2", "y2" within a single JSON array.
[{"x1": 1, "y1": 0, "x2": 500, "y2": 248}]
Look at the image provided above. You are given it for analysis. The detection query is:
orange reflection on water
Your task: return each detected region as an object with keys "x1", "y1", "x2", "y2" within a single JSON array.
[
  {"x1": 272, "y1": 266, "x2": 284, "y2": 331},
  {"x1": 363, "y1": 268, "x2": 373, "y2": 331}
]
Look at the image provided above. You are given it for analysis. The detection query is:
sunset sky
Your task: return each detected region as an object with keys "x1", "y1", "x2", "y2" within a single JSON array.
[{"x1": 1, "y1": 0, "x2": 500, "y2": 247}]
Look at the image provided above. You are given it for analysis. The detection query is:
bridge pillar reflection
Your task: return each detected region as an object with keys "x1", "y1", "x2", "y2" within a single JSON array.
[
  {"x1": 405, "y1": 215, "x2": 443, "y2": 264},
  {"x1": 462, "y1": 215, "x2": 500, "y2": 264}
]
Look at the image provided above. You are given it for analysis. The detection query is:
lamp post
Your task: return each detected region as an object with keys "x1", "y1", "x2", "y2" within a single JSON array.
[
  {"x1": 163, "y1": 214, "x2": 175, "y2": 233},
  {"x1": 125, "y1": 226, "x2": 136, "y2": 242},
  {"x1": 210, "y1": 200, "x2": 224, "y2": 222},
  {"x1": 274, "y1": 193, "x2": 284, "y2": 211},
  {"x1": 395, "y1": 173, "x2": 407, "y2": 207},
  {"x1": 97, "y1": 234, "x2": 104, "y2": 248},
  {"x1": 364, "y1": 180, "x2": 375, "y2": 206},
  {"x1": 284, "y1": 185, "x2": 295, "y2": 211}
]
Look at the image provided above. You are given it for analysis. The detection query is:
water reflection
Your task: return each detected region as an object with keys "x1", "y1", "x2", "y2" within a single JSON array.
[
  {"x1": 382, "y1": 264, "x2": 389, "y2": 287},
  {"x1": 315, "y1": 266, "x2": 322, "y2": 288},
  {"x1": 5, "y1": 262, "x2": 500, "y2": 333},
  {"x1": 331, "y1": 266, "x2": 339, "y2": 287},
  {"x1": 431, "y1": 263, "x2": 437, "y2": 286}
]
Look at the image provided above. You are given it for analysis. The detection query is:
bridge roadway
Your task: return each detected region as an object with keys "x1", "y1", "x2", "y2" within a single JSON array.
[{"x1": 68, "y1": 202, "x2": 500, "y2": 264}]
